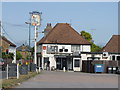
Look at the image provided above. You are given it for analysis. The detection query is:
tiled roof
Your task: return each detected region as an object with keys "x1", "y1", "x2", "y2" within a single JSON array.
[
  {"x1": 101, "y1": 35, "x2": 120, "y2": 53},
  {"x1": 37, "y1": 23, "x2": 90, "y2": 45},
  {"x1": 17, "y1": 44, "x2": 30, "y2": 51},
  {"x1": 0, "y1": 36, "x2": 16, "y2": 47}
]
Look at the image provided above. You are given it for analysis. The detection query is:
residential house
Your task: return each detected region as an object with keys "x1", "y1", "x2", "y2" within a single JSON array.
[
  {"x1": 37, "y1": 23, "x2": 91, "y2": 71},
  {"x1": 16, "y1": 44, "x2": 31, "y2": 60},
  {"x1": 82, "y1": 35, "x2": 120, "y2": 61},
  {"x1": 0, "y1": 36, "x2": 16, "y2": 63}
]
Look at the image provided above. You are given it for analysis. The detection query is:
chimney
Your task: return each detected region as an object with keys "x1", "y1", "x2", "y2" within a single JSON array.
[{"x1": 44, "y1": 23, "x2": 52, "y2": 36}]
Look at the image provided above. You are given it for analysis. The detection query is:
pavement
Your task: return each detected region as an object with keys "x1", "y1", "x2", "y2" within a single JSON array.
[{"x1": 13, "y1": 71, "x2": 119, "y2": 88}]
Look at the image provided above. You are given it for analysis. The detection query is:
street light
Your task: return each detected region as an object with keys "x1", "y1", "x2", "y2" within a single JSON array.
[{"x1": 25, "y1": 21, "x2": 31, "y2": 66}]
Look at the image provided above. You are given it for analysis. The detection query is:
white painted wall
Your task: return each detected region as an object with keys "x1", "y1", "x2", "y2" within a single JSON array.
[
  {"x1": 81, "y1": 53, "x2": 120, "y2": 61},
  {"x1": 37, "y1": 44, "x2": 91, "y2": 71},
  {"x1": 9, "y1": 46, "x2": 16, "y2": 63},
  {"x1": 82, "y1": 45, "x2": 91, "y2": 52}
]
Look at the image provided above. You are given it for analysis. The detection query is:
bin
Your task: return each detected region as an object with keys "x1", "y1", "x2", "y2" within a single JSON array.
[
  {"x1": 94, "y1": 64, "x2": 104, "y2": 73},
  {"x1": 19, "y1": 64, "x2": 28, "y2": 75},
  {"x1": 107, "y1": 67, "x2": 113, "y2": 74},
  {"x1": 30, "y1": 63, "x2": 36, "y2": 72}
]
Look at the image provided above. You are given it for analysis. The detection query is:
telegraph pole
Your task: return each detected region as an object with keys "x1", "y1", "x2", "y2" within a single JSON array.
[{"x1": 0, "y1": 21, "x2": 2, "y2": 58}]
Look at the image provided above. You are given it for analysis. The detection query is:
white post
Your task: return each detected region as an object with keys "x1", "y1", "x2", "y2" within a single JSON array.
[
  {"x1": 38, "y1": 57, "x2": 41, "y2": 73},
  {"x1": 34, "y1": 25, "x2": 37, "y2": 65},
  {"x1": 63, "y1": 67, "x2": 66, "y2": 72},
  {"x1": 17, "y1": 64, "x2": 19, "y2": 79},
  {"x1": 6, "y1": 64, "x2": 8, "y2": 79},
  {"x1": 34, "y1": 26, "x2": 37, "y2": 72}
]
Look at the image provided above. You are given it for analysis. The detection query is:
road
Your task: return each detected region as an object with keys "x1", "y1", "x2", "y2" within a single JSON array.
[{"x1": 14, "y1": 71, "x2": 119, "y2": 88}]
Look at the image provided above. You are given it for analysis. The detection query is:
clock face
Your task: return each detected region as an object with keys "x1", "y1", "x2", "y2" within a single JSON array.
[{"x1": 31, "y1": 14, "x2": 40, "y2": 26}]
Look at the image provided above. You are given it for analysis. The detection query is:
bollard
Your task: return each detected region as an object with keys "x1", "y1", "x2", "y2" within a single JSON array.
[
  {"x1": 6, "y1": 64, "x2": 8, "y2": 79},
  {"x1": 39, "y1": 67, "x2": 41, "y2": 73},
  {"x1": 63, "y1": 67, "x2": 66, "y2": 72},
  {"x1": 17, "y1": 64, "x2": 19, "y2": 79},
  {"x1": 36, "y1": 68, "x2": 38, "y2": 73}
]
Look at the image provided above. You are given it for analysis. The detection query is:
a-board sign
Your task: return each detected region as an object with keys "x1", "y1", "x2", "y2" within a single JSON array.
[{"x1": 8, "y1": 63, "x2": 17, "y2": 77}]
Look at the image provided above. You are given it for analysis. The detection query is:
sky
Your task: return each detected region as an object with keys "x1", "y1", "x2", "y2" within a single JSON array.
[{"x1": 1, "y1": 2, "x2": 118, "y2": 47}]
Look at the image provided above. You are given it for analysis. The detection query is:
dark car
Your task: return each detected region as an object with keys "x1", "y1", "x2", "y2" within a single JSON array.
[{"x1": 116, "y1": 67, "x2": 120, "y2": 74}]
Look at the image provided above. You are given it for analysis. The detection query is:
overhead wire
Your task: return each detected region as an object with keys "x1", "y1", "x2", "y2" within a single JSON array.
[{"x1": 1, "y1": 25, "x2": 19, "y2": 45}]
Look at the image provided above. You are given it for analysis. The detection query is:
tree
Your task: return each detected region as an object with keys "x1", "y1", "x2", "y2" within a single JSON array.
[
  {"x1": 80, "y1": 31, "x2": 92, "y2": 42},
  {"x1": 16, "y1": 51, "x2": 22, "y2": 60},
  {"x1": 80, "y1": 31, "x2": 101, "y2": 52},
  {"x1": 2, "y1": 52, "x2": 14, "y2": 59}
]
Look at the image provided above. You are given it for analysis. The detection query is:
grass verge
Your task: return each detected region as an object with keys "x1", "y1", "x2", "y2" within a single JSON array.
[{"x1": 2, "y1": 72, "x2": 39, "y2": 89}]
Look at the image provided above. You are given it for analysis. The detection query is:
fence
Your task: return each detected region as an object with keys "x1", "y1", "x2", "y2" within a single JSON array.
[{"x1": 82, "y1": 60, "x2": 119, "y2": 73}]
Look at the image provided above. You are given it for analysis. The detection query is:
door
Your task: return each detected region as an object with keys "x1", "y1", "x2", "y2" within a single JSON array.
[
  {"x1": 56, "y1": 58, "x2": 67, "y2": 70},
  {"x1": 62, "y1": 58, "x2": 67, "y2": 70},
  {"x1": 73, "y1": 58, "x2": 81, "y2": 71},
  {"x1": 56, "y1": 58, "x2": 61, "y2": 70}
]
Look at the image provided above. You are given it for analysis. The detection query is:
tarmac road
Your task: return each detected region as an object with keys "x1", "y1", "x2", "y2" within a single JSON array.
[{"x1": 14, "y1": 71, "x2": 118, "y2": 88}]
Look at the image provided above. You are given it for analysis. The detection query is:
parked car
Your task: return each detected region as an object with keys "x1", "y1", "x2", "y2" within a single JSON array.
[
  {"x1": 0, "y1": 58, "x2": 4, "y2": 70},
  {"x1": 116, "y1": 67, "x2": 120, "y2": 74},
  {"x1": 0, "y1": 58, "x2": 4, "y2": 65}
]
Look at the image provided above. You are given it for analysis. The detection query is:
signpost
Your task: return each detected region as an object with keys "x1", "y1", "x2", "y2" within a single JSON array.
[{"x1": 30, "y1": 11, "x2": 41, "y2": 72}]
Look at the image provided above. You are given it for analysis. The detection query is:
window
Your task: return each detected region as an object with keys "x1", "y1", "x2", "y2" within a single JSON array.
[
  {"x1": 64, "y1": 49, "x2": 68, "y2": 52},
  {"x1": 117, "y1": 56, "x2": 120, "y2": 60},
  {"x1": 59, "y1": 49, "x2": 63, "y2": 52},
  {"x1": 47, "y1": 46, "x2": 58, "y2": 54},
  {"x1": 112, "y1": 56, "x2": 115, "y2": 60},
  {"x1": 74, "y1": 59, "x2": 80, "y2": 67},
  {"x1": 71, "y1": 45, "x2": 80, "y2": 52}
]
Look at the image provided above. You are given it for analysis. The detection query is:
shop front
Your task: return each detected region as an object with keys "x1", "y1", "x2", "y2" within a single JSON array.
[{"x1": 55, "y1": 55, "x2": 81, "y2": 71}]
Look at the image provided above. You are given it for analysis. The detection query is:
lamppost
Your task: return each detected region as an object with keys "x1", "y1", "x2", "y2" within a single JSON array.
[
  {"x1": 0, "y1": 21, "x2": 2, "y2": 58},
  {"x1": 30, "y1": 11, "x2": 41, "y2": 68},
  {"x1": 25, "y1": 21, "x2": 31, "y2": 65}
]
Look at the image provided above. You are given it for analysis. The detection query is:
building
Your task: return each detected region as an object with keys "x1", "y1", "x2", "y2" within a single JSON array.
[
  {"x1": 17, "y1": 44, "x2": 31, "y2": 60},
  {"x1": 82, "y1": 35, "x2": 120, "y2": 61},
  {"x1": 0, "y1": 36, "x2": 16, "y2": 63},
  {"x1": 37, "y1": 23, "x2": 91, "y2": 71},
  {"x1": 101, "y1": 35, "x2": 120, "y2": 60}
]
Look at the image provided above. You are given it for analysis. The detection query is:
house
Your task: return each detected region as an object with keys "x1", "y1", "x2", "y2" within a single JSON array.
[
  {"x1": 16, "y1": 44, "x2": 31, "y2": 61},
  {"x1": 81, "y1": 35, "x2": 120, "y2": 61},
  {"x1": 37, "y1": 23, "x2": 91, "y2": 71},
  {"x1": 101, "y1": 35, "x2": 120, "y2": 61},
  {"x1": 0, "y1": 36, "x2": 16, "y2": 63}
]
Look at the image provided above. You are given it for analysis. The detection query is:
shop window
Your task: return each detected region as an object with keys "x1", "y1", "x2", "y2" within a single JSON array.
[{"x1": 74, "y1": 59, "x2": 80, "y2": 67}]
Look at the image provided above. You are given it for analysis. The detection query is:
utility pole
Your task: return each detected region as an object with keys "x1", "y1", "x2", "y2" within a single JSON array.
[{"x1": 0, "y1": 21, "x2": 2, "y2": 58}]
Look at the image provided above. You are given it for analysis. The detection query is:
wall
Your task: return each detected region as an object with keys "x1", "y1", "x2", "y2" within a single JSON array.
[
  {"x1": 82, "y1": 45, "x2": 91, "y2": 52},
  {"x1": 9, "y1": 46, "x2": 16, "y2": 63}
]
